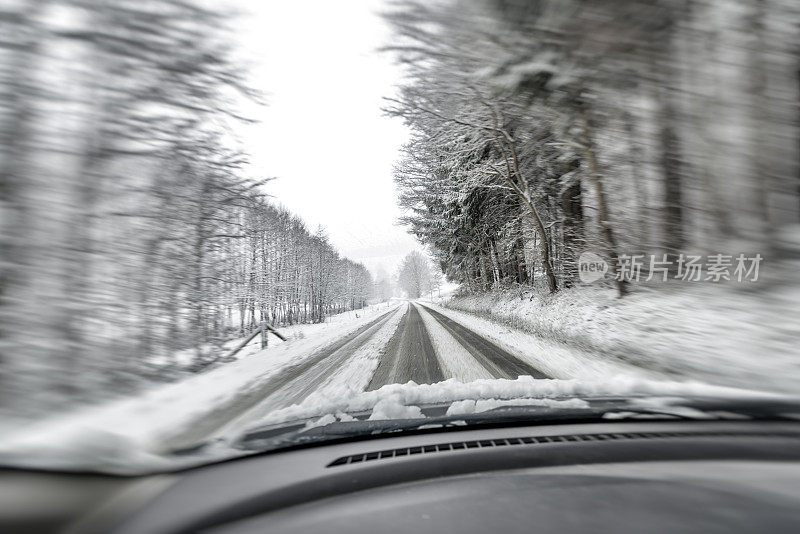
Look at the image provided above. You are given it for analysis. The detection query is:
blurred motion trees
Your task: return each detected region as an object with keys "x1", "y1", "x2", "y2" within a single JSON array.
[
  {"x1": 387, "y1": 0, "x2": 800, "y2": 295},
  {"x1": 0, "y1": 0, "x2": 372, "y2": 412}
]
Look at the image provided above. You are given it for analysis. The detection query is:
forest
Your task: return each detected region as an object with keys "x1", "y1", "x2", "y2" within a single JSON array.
[
  {"x1": 2, "y1": 0, "x2": 799, "y2": 417},
  {"x1": 0, "y1": 0, "x2": 373, "y2": 410},
  {"x1": 387, "y1": 0, "x2": 799, "y2": 296}
]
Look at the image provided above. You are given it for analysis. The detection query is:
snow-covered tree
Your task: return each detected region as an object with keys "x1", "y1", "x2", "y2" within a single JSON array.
[
  {"x1": 386, "y1": 0, "x2": 799, "y2": 297},
  {"x1": 397, "y1": 251, "x2": 432, "y2": 299}
]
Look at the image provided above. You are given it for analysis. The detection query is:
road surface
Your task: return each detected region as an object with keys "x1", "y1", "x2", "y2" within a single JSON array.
[
  {"x1": 164, "y1": 302, "x2": 548, "y2": 450},
  {"x1": 244, "y1": 301, "x2": 548, "y2": 410},
  {"x1": 367, "y1": 303, "x2": 445, "y2": 388}
]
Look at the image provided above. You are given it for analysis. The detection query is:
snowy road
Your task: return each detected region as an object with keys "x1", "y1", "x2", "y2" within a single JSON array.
[
  {"x1": 9, "y1": 300, "x2": 780, "y2": 473},
  {"x1": 420, "y1": 305, "x2": 548, "y2": 380},
  {"x1": 368, "y1": 303, "x2": 547, "y2": 389},
  {"x1": 367, "y1": 303, "x2": 445, "y2": 388},
  {"x1": 163, "y1": 307, "x2": 401, "y2": 449},
  {"x1": 165, "y1": 301, "x2": 549, "y2": 449}
]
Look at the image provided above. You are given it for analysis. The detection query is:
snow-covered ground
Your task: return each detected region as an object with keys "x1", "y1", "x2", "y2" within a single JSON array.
[
  {"x1": 418, "y1": 281, "x2": 460, "y2": 305},
  {"x1": 3, "y1": 273, "x2": 798, "y2": 475},
  {"x1": 182, "y1": 301, "x2": 403, "y2": 366},
  {"x1": 421, "y1": 302, "x2": 660, "y2": 382},
  {"x1": 0, "y1": 302, "x2": 401, "y2": 447},
  {"x1": 443, "y1": 268, "x2": 800, "y2": 395}
]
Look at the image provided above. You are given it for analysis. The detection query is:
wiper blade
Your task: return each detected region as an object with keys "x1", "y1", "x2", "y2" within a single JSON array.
[
  {"x1": 234, "y1": 413, "x2": 557, "y2": 452},
  {"x1": 233, "y1": 408, "x2": 681, "y2": 452},
  {"x1": 232, "y1": 396, "x2": 800, "y2": 454}
]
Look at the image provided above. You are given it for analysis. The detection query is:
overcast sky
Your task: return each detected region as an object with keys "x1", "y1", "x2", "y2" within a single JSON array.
[{"x1": 236, "y1": 0, "x2": 420, "y2": 276}]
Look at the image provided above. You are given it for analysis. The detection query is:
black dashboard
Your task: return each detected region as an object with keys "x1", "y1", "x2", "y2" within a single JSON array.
[{"x1": 4, "y1": 420, "x2": 800, "y2": 533}]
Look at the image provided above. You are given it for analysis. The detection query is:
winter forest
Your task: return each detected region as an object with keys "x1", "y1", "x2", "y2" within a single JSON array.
[
  {"x1": 389, "y1": 0, "x2": 799, "y2": 295},
  {"x1": 0, "y1": 1, "x2": 379, "y2": 410},
  {"x1": 1, "y1": 0, "x2": 800, "y2": 418}
]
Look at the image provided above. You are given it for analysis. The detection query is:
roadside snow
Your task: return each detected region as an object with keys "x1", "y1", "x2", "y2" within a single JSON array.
[
  {"x1": 217, "y1": 303, "x2": 409, "y2": 432},
  {"x1": 417, "y1": 281, "x2": 459, "y2": 305},
  {"x1": 163, "y1": 302, "x2": 400, "y2": 367},
  {"x1": 423, "y1": 302, "x2": 656, "y2": 382},
  {"x1": 444, "y1": 268, "x2": 800, "y2": 394},
  {"x1": 0, "y1": 302, "x2": 402, "y2": 458}
]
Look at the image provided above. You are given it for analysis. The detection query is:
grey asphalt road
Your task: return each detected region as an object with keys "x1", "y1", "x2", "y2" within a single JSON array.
[
  {"x1": 367, "y1": 302, "x2": 548, "y2": 390},
  {"x1": 367, "y1": 303, "x2": 444, "y2": 390},
  {"x1": 419, "y1": 304, "x2": 549, "y2": 380}
]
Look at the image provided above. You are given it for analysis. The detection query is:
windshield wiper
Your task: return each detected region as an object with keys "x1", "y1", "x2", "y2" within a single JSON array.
[{"x1": 231, "y1": 396, "x2": 800, "y2": 454}]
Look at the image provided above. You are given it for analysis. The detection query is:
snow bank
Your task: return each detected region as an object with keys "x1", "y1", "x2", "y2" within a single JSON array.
[
  {"x1": 443, "y1": 269, "x2": 800, "y2": 394},
  {"x1": 0, "y1": 302, "x2": 402, "y2": 457},
  {"x1": 422, "y1": 302, "x2": 656, "y2": 382},
  {"x1": 216, "y1": 304, "x2": 408, "y2": 431}
]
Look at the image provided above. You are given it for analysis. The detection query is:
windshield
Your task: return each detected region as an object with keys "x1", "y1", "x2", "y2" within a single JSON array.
[{"x1": 1, "y1": 0, "x2": 799, "y2": 475}]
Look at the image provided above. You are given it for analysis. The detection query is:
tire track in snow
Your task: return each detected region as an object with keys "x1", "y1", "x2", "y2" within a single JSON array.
[
  {"x1": 415, "y1": 304, "x2": 494, "y2": 382},
  {"x1": 419, "y1": 303, "x2": 549, "y2": 379},
  {"x1": 367, "y1": 303, "x2": 444, "y2": 390}
]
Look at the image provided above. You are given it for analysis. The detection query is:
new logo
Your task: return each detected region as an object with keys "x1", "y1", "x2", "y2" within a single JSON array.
[{"x1": 578, "y1": 251, "x2": 608, "y2": 283}]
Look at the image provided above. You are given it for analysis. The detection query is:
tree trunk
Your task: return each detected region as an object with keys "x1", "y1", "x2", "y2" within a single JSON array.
[
  {"x1": 579, "y1": 114, "x2": 628, "y2": 297},
  {"x1": 561, "y1": 180, "x2": 583, "y2": 287},
  {"x1": 492, "y1": 131, "x2": 559, "y2": 293},
  {"x1": 659, "y1": 88, "x2": 685, "y2": 256}
]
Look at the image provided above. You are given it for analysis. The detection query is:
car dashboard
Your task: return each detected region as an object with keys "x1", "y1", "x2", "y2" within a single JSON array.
[{"x1": 3, "y1": 420, "x2": 800, "y2": 533}]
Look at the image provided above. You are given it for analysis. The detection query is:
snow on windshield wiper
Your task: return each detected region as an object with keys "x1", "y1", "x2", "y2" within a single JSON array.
[{"x1": 233, "y1": 396, "x2": 800, "y2": 453}]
